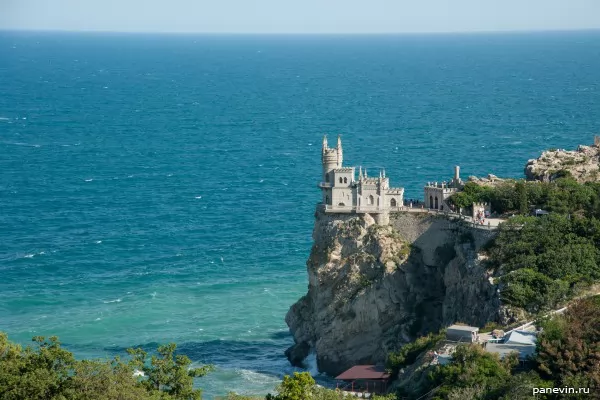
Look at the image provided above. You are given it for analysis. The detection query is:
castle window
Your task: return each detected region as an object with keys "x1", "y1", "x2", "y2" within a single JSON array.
[
  {"x1": 325, "y1": 195, "x2": 330, "y2": 204},
  {"x1": 429, "y1": 195, "x2": 433, "y2": 209},
  {"x1": 435, "y1": 197, "x2": 439, "y2": 209},
  {"x1": 368, "y1": 195, "x2": 374, "y2": 205},
  {"x1": 343, "y1": 177, "x2": 348, "y2": 184},
  {"x1": 390, "y1": 198, "x2": 397, "y2": 207},
  {"x1": 339, "y1": 177, "x2": 343, "y2": 184},
  {"x1": 325, "y1": 173, "x2": 330, "y2": 182}
]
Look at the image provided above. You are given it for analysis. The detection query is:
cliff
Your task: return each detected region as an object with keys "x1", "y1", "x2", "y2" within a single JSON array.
[
  {"x1": 285, "y1": 209, "x2": 502, "y2": 376},
  {"x1": 525, "y1": 141, "x2": 600, "y2": 183}
]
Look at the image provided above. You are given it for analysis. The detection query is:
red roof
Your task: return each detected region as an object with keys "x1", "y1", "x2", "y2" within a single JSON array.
[{"x1": 335, "y1": 365, "x2": 391, "y2": 381}]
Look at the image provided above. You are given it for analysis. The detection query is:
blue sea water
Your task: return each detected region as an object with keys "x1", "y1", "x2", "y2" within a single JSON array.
[{"x1": 1, "y1": 30, "x2": 600, "y2": 398}]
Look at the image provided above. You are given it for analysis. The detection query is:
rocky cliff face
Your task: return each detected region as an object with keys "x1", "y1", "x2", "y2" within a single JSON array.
[
  {"x1": 525, "y1": 142, "x2": 600, "y2": 183},
  {"x1": 285, "y1": 210, "x2": 501, "y2": 376}
]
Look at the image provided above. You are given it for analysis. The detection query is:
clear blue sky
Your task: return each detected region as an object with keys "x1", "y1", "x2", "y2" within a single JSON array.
[{"x1": 2, "y1": 0, "x2": 600, "y2": 34}]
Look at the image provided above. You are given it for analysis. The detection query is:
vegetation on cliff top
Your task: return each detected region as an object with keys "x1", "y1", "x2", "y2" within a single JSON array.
[{"x1": 450, "y1": 177, "x2": 600, "y2": 312}]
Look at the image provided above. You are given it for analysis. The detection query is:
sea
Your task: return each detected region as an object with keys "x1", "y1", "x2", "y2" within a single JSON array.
[{"x1": 1, "y1": 30, "x2": 599, "y2": 398}]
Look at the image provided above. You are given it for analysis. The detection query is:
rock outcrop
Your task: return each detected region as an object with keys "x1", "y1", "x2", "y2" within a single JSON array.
[
  {"x1": 285, "y1": 210, "x2": 502, "y2": 376},
  {"x1": 467, "y1": 174, "x2": 511, "y2": 186},
  {"x1": 525, "y1": 139, "x2": 600, "y2": 183}
]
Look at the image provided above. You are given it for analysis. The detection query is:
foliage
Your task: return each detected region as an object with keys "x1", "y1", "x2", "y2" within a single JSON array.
[
  {"x1": 386, "y1": 331, "x2": 445, "y2": 376},
  {"x1": 487, "y1": 213, "x2": 600, "y2": 311},
  {"x1": 128, "y1": 343, "x2": 214, "y2": 400},
  {"x1": 536, "y1": 297, "x2": 600, "y2": 392},
  {"x1": 448, "y1": 177, "x2": 600, "y2": 216},
  {"x1": 429, "y1": 344, "x2": 552, "y2": 400},
  {"x1": 260, "y1": 372, "x2": 393, "y2": 400},
  {"x1": 0, "y1": 332, "x2": 212, "y2": 400}
]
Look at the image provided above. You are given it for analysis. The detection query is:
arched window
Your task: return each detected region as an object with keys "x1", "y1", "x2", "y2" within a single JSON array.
[
  {"x1": 325, "y1": 173, "x2": 330, "y2": 182},
  {"x1": 368, "y1": 195, "x2": 374, "y2": 205},
  {"x1": 343, "y1": 177, "x2": 348, "y2": 184},
  {"x1": 435, "y1": 197, "x2": 439, "y2": 209},
  {"x1": 390, "y1": 198, "x2": 397, "y2": 207},
  {"x1": 429, "y1": 196, "x2": 433, "y2": 208},
  {"x1": 325, "y1": 195, "x2": 330, "y2": 204},
  {"x1": 339, "y1": 177, "x2": 343, "y2": 184},
  {"x1": 338, "y1": 202, "x2": 345, "y2": 207}
]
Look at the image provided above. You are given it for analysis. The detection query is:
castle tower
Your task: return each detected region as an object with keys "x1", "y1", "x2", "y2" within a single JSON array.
[{"x1": 321, "y1": 135, "x2": 343, "y2": 183}]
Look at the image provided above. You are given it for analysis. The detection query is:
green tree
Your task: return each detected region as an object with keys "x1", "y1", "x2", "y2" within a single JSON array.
[
  {"x1": 128, "y1": 343, "x2": 214, "y2": 400},
  {"x1": 0, "y1": 332, "x2": 212, "y2": 400},
  {"x1": 536, "y1": 297, "x2": 600, "y2": 392}
]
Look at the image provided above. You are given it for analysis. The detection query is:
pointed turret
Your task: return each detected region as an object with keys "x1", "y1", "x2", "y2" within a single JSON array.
[
  {"x1": 322, "y1": 135, "x2": 328, "y2": 152},
  {"x1": 336, "y1": 135, "x2": 343, "y2": 166}
]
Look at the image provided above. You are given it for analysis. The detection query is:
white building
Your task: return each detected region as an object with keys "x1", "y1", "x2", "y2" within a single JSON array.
[{"x1": 318, "y1": 135, "x2": 404, "y2": 224}]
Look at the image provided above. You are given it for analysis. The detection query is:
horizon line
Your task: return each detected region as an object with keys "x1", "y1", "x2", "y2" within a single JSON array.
[{"x1": 1, "y1": 27, "x2": 600, "y2": 36}]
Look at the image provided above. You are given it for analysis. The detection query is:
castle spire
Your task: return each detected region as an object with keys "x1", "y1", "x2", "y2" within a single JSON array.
[
  {"x1": 336, "y1": 135, "x2": 343, "y2": 167},
  {"x1": 359, "y1": 166, "x2": 362, "y2": 179},
  {"x1": 322, "y1": 135, "x2": 328, "y2": 151}
]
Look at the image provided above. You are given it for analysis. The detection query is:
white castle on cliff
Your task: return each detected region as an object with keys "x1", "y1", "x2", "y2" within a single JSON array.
[{"x1": 318, "y1": 135, "x2": 404, "y2": 224}]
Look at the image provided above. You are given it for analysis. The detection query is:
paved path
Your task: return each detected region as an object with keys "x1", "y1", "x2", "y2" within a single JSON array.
[{"x1": 400, "y1": 207, "x2": 505, "y2": 230}]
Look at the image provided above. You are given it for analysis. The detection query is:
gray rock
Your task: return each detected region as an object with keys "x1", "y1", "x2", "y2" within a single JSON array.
[{"x1": 285, "y1": 209, "x2": 502, "y2": 376}]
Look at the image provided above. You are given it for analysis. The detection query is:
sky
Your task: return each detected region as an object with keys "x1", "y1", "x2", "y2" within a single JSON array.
[{"x1": 1, "y1": 0, "x2": 600, "y2": 34}]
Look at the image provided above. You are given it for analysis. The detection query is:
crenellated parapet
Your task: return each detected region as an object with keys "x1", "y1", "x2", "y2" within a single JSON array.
[{"x1": 318, "y1": 136, "x2": 404, "y2": 224}]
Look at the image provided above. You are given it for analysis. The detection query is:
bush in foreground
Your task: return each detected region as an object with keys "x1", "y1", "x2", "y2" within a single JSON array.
[{"x1": 0, "y1": 333, "x2": 213, "y2": 400}]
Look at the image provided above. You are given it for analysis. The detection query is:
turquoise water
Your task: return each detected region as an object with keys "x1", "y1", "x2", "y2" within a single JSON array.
[{"x1": 1, "y1": 31, "x2": 600, "y2": 398}]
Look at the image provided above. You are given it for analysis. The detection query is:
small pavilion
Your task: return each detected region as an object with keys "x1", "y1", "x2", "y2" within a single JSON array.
[{"x1": 335, "y1": 365, "x2": 390, "y2": 394}]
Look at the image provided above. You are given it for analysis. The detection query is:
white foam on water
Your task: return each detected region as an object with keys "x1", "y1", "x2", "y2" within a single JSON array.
[
  {"x1": 103, "y1": 298, "x2": 122, "y2": 304},
  {"x1": 195, "y1": 196, "x2": 202, "y2": 199},
  {"x1": 150, "y1": 292, "x2": 157, "y2": 298},
  {"x1": 259, "y1": 179, "x2": 264, "y2": 183},
  {"x1": 23, "y1": 254, "x2": 34, "y2": 258},
  {"x1": 95, "y1": 240, "x2": 102, "y2": 244},
  {"x1": 85, "y1": 179, "x2": 93, "y2": 182},
  {"x1": 95, "y1": 317, "x2": 101, "y2": 321},
  {"x1": 305, "y1": 352, "x2": 319, "y2": 376},
  {"x1": 238, "y1": 369, "x2": 280, "y2": 385},
  {"x1": 0, "y1": 117, "x2": 9, "y2": 121}
]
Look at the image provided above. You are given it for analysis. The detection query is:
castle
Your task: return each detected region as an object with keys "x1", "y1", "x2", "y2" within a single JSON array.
[{"x1": 318, "y1": 135, "x2": 404, "y2": 225}]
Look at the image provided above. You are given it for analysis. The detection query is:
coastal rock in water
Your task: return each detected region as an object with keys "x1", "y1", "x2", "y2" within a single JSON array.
[
  {"x1": 524, "y1": 139, "x2": 600, "y2": 183},
  {"x1": 284, "y1": 341, "x2": 311, "y2": 368},
  {"x1": 285, "y1": 209, "x2": 501, "y2": 376}
]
